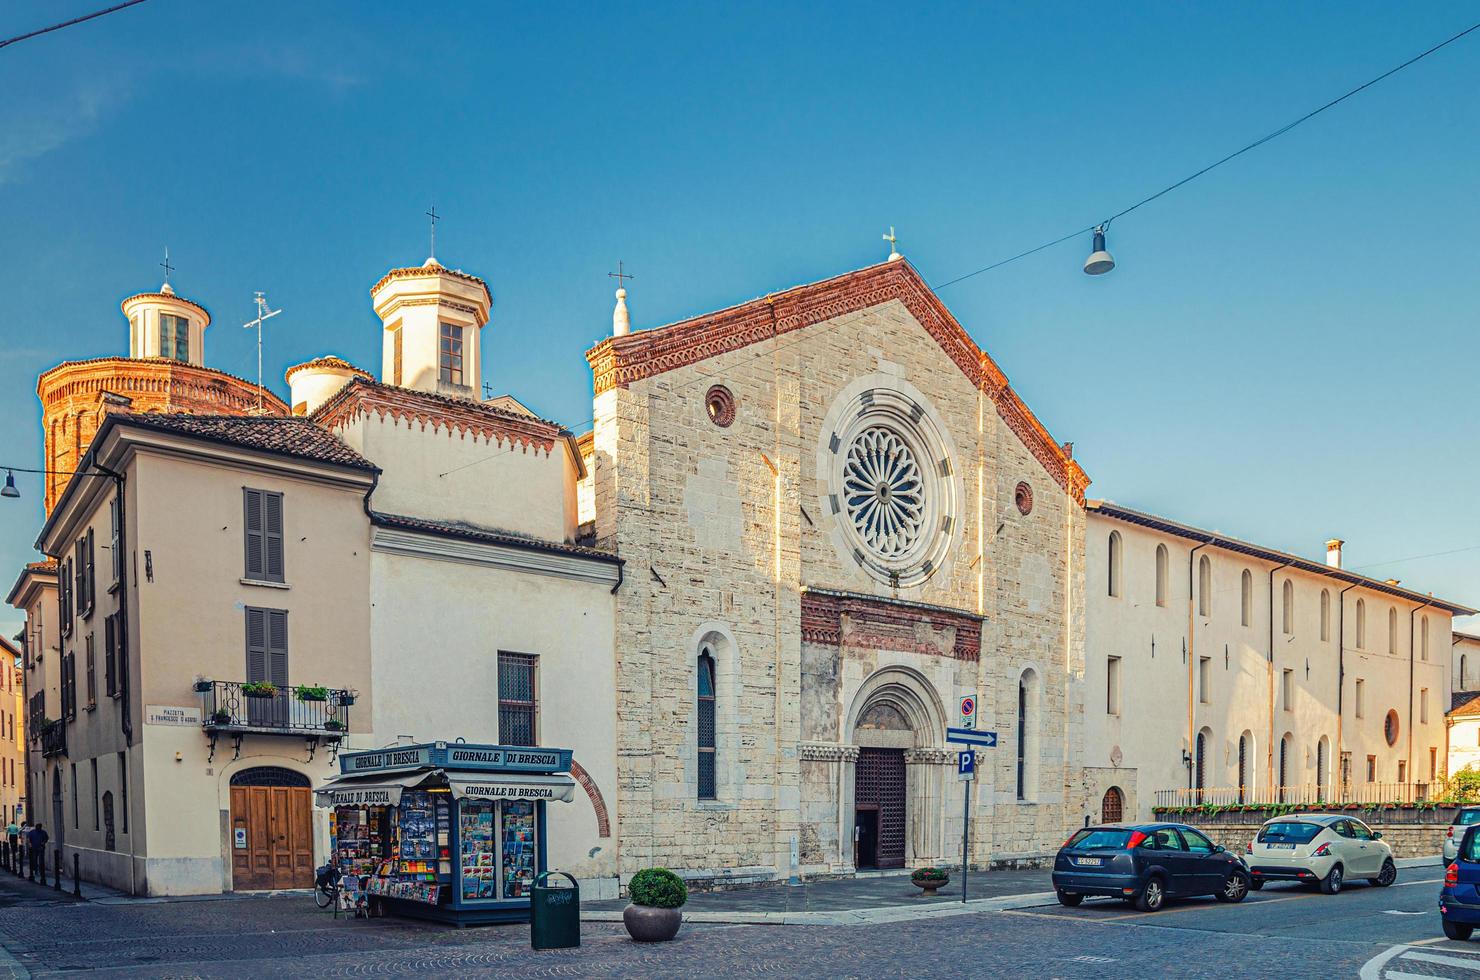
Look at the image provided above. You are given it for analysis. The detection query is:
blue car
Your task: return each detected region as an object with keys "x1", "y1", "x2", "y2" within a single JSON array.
[
  {"x1": 1441, "y1": 825, "x2": 1480, "y2": 939},
  {"x1": 1053, "y1": 823, "x2": 1250, "y2": 912}
]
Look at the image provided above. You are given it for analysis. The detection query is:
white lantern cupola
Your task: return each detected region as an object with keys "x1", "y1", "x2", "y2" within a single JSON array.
[
  {"x1": 370, "y1": 257, "x2": 492, "y2": 398},
  {"x1": 121, "y1": 281, "x2": 210, "y2": 365}
]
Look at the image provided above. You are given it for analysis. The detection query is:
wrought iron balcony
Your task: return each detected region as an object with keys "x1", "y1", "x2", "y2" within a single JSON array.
[
  {"x1": 198, "y1": 680, "x2": 353, "y2": 738},
  {"x1": 40, "y1": 720, "x2": 66, "y2": 758}
]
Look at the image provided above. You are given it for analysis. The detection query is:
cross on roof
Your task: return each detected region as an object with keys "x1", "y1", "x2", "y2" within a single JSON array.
[
  {"x1": 882, "y1": 226, "x2": 901, "y2": 260},
  {"x1": 608, "y1": 261, "x2": 634, "y2": 290},
  {"x1": 160, "y1": 247, "x2": 175, "y2": 285},
  {"x1": 426, "y1": 205, "x2": 440, "y2": 258}
]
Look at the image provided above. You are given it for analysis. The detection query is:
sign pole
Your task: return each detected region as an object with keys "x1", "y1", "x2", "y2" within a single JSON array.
[{"x1": 962, "y1": 775, "x2": 970, "y2": 903}]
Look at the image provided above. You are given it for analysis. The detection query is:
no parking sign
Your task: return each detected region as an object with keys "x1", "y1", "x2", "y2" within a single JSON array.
[{"x1": 959, "y1": 695, "x2": 976, "y2": 730}]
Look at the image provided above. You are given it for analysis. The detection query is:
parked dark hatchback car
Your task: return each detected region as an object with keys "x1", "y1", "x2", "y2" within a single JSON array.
[
  {"x1": 1053, "y1": 823, "x2": 1251, "y2": 911},
  {"x1": 1440, "y1": 824, "x2": 1480, "y2": 939}
]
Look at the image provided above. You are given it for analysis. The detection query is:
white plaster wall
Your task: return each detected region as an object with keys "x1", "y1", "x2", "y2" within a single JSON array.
[
  {"x1": 1451, "y1": 718, "x2": 1480, "y2": 775},
  {"x1": 368, "y1": 547, "x2": 619, "y2": 887},
  {"x1": 337, "y1": 413, "x2": 572, "y2": 542},
  {"x1": 288, "y1": 369, "x2": 357, "y2": 416},
  {"x1": 1085, "y1": 513, "x2": 1455, "y2": 819}
]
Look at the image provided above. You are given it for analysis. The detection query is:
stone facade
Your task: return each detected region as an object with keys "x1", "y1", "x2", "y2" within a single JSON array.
[{"x1": 589, "y1": 260, "x2": 1088, "y2": 881}]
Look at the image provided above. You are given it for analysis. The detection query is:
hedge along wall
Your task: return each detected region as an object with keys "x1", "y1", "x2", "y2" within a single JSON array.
[{"x1": 1153, "y1": 806, "x2": 1454, "y2": 860}]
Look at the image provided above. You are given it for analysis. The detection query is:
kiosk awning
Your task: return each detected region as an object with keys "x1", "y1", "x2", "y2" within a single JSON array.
[
  {"x1": 315, "y1": 771, "x2": 434, "y2": 808},
  {"x1": 446, "y1": 773, "x2": 576, "y2": 804}
]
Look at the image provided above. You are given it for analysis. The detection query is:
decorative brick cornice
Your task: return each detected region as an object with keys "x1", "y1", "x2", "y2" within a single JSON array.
[
  {"x1": 284, "y1": 355, "x2": 373, "y2": 384},
  {"x1": 585, "y1": 259, "x2": 1089, "y2": 503},
  {"x1": 369, "y1": 261, "x2": 489, "y2": 298},
  {"x1": 800, "y1": 587, "x2": 983, "y2": 662},
  {"x1": 799, "y1": 742, "x2": 861, "y2": 763},
  {"x1": 313, "y1": 377, "x2": 563, "y2": 453}
]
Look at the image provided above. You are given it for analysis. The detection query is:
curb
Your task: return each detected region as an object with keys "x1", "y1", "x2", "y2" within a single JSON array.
[{"x1": 581, "y1": 891, "x2": 1060, "y2": 927}]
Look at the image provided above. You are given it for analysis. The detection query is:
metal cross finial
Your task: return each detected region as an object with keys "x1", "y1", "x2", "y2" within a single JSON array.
[
  {"x1": 882, "y1": 227, "x2": 901, "y2": 260},
  {"x1": 426, "y1": 205, "x2": 440, "y2": 258},
  {"x1": 160, "y1": 247, "x2": 175, "y2": 285},
  {"x1": 608, "y1": 261, "x2": 634, "y2": 291}
]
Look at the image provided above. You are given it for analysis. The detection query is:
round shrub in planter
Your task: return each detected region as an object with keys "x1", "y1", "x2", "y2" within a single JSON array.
[
  {"x1": 911, "y1": 867, "x2": 950, "y2": 896},
  {"x1": 623, "y1": 868, "x2": 687, "y2": 942}
]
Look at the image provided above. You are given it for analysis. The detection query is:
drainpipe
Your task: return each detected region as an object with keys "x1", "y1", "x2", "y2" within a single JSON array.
[
  {"x1": 89, "y1": 459, "x2": 133, "y2": 894},
  {"x1": 1409, "y1": 597, "x2": 1432, "y2": 789},
  {"x1": 1335, "y1": 583, "x2": 1358, "y2": 795},
  {"x1": 1187, "y1": 540, "x2": 1211, "y2": 791},
  {"x1": 1267, "y1": 562, "x2": 1289, "y2": 794}
]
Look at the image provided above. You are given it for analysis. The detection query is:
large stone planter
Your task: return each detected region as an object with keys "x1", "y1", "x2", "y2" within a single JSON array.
[
  {"x1": 623, "y1": 904, "x2": 683, "y2": 942},
  {"x1": 911, "y1": 874, "x2": 950, "y2": 896}
]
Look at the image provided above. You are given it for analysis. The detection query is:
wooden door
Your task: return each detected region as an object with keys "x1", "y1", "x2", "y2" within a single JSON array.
[
  {"x1": 856, "y1": 748, "x2": 906, "y2": 869},
  {"x1": 230, "y1": 785, "x2": 313, "y2": 891}
]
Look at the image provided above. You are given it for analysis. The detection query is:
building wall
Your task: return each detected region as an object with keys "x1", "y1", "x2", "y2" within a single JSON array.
[
  {"x1": 594, "y1": 295, "x2": 1084, "y2": 880},
  {"x1": 46, "y1": 447, "x2": 374, "y2": 895},
  {"x1": 0, "y1": 651, "x2": 24, "y2": 825},
  {"x1": 366, "y1": 539, "x2": 620, "y2": 895},
  {"x1": 1451, "y1": 717, "x2": 1480, "y2": 775},
  {"x1": 1454, "y1": 635, "x2": 1480, "y2": 693},
  {"x1": 13, "y1": 572, "x2": 57, "y2": 841},
  {"x1": 1084, "y1": 514, "x2": 1453, "y2": 820}
]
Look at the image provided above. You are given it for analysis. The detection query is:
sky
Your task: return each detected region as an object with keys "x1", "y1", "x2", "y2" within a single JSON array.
[{"x1": 1, "y1": 2, "x2": 1478, "y2": 637}]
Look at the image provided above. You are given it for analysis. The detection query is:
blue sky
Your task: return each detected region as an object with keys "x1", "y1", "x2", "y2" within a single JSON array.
[{"x1": 2, "y1": 2, "x2": 1478, "y2": 636}]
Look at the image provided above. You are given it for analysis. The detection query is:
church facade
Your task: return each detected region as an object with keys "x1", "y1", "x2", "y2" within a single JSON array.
[{"x1": 586, "y1": 259, "x2": 1090, "y2": 879}]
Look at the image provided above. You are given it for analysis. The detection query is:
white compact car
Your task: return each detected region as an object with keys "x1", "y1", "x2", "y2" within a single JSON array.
[
  {"x1": 1244, "y1": 813, "x2": 1397, "y2": 894},
  {"x1": 1444, "y1": 807, "x2": 1480, "y2": 862}
]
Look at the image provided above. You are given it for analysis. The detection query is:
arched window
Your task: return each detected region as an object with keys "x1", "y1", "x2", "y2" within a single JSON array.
[
  {"x1": 1155, "y1": 545, "x2": 1168, "y2": 607},
  {"x1": 1320, "y1": 590, "x2": 1330, "y2": 642},
  {"x1": 1241, "y1": 570, "x2": 1253, "y2": 627},
  {"x1": 1316, "y1": 737, "x2": 1329, "y2": 801},
  {"x1": 1422, "y1": 617, "x2": 1430, "y2": 662},
  {"x1": 1356, "y1": 599, "x2": 1366, "y2": 649},
  {"x1": 1194, "y1": 729, "x2": 1208, "y2": 800},
  {"x1": 1107, "y1": 532, "x2": 1122, "y2": 598},
  {"x1": 1388, "y1": 608, "x2": 1397, "y2": 655},
  {"x1": 1281, "y1": 579, "x2": 1294, "y2": 635},
  {"x1": 1462, "y1": 654, "x2": 1469, "y2": 689},
  {"x1": 697, "y1": 650, "x2": 716, "y2": 800},
  {"x1": 1101, "y1": 786, "x2": 1124, "y2": 823},
  {"x1": 1198, "y1": 556, "x2": 1211, "y2": 618},
  {"x1": 1278, "y1": 734, "x2": 1292, "y2": 802},
  {"x1": 1017, "y1": 669, "x2": 1039, "y2": 801}
]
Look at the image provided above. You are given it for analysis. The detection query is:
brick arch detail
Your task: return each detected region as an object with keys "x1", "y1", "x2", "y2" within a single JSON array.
[{"x1": 569, "y1": 758, "x2": 611, "y2": 839}]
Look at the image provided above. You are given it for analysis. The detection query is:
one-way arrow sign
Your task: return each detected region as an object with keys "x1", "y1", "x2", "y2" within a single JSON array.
[{"x1": 946, "y1": 727, "x2": 997, "y2": 748}]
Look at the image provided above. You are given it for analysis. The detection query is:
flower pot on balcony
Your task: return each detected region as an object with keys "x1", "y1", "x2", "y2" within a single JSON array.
[
  {"x1": 210, "y1": 710, "x2": 232, "y2": 725},
  {"x1": 338, "y1": 693, "x2": 356, "y2": 707},
  {"x1": 295, "y1": 686, "x2": 328, "y2": 703},
  {"x1": 324, "y1": 720, "x2": 345, "y2": 733},
  {"x1": 242, "y1": 684, "x2": 277, "y2": 699},
  {"x1": 193, "y1": 680, "x2": 213, "y2": 694}
]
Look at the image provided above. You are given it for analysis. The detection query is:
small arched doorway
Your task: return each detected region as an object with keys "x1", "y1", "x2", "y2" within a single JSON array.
[
  {"x1": 229, "y1": 767, "x2": 313, "y2": 891},
  {"x1": 1101, "y1": 786, "x2": 1124, "y2": 823},
  {"x1": 1194, "y1": 730, "x2": 1209, "y2": 802}
]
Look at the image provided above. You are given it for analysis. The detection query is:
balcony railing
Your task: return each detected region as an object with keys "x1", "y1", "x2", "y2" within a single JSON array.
[
  {"x1": 40, "y1": 721, "x2": 66, "y2": 758},
  {"x1": 199, "y1": 681, "x2": 352, "y2": 738},
  {"x1": 1155, "y1": 779, "x2": 1457, "y2": 809}
]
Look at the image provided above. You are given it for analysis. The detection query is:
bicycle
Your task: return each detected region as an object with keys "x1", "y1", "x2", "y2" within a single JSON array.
[{"x1": 313, "y1": 861, "x2": 339, "y2": 909}]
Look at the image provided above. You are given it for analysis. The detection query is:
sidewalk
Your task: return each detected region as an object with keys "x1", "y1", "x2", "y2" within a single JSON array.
[
  {"x1": 581, "y1": 856, "x2": 1446, "y2": 927},
  {"x1": 583, "y1": 868, "x2": 1059, "y2": 926}
]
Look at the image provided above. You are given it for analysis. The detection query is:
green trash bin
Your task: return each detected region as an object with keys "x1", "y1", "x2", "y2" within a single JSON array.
[{"x1": 530, "y1": 871, "x2": 580, "y2": 950}]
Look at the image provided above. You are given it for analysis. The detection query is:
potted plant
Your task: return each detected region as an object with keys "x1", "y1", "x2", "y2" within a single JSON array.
[
  {"x1": 324, "y1": 719, "x2": 345, "y2": 732},
  {"x1": 241, "y1": 681, "x2": 277, "y2": 699},
  {"x1": 623, "y1": 867, "x2": 687, "y2": 942},
  {"x1": 338, "y1": 690, "x2": 357, "y2": 707},
  {"x1": 295, "y1": 684, "x2": 329, "y2": 703},
  {"x1": 193, "y1": 676, "x2": 213, "y2": 694},
  {"x1": 210, "y1": 709, "x2": 232, "y2": 725},
  {"x1": 911, "y1": 866, "x2": 950, "y2": 896}
]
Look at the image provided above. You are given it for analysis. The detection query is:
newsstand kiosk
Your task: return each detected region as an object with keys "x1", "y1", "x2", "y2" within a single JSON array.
[{"x1": 315, "y1": 741, "x2": 576, "y2": 926}]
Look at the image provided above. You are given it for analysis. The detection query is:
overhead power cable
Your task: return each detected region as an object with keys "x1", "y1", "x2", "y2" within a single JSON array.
[
  {"x1": 0, "y1": 0, "x2": 150, "y2": 51},
  {"x1": 933, "y1": 18, "x2": 1480, "y2": 290}
]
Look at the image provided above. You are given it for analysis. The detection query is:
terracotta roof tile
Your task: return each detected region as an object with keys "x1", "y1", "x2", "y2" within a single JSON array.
[
  {"x1": 116, "y1": 414, "x2": 378, "y2": 472},
  {"x1": 1452, "y1": 691, "x2": 1480, "y2": 716},
  {"x1": 369, "y1": 511, "x2": 620, "y2": 565},
  {"x1": 284, "y1": 356, "x2": 373, "y2": 384}
]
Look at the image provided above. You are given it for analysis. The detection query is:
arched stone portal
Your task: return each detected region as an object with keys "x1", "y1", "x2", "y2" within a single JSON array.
[{"x1": 844, "y1": 668, "x2": 950, "y2": 870}]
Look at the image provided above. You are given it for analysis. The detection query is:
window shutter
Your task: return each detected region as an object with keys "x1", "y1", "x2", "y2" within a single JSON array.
[
  {"x1": 86, "y1": 529, "x2": 96, "y2": 611},
  {"x1": 263, "y1": 493, "x2": 284, "y2": 582},
  {"x1": 245, "y1": 608, "x2": 268, "y2": 683},
  {"x1": 104, "y1": 615, "x2": 116, "y2": 697},
  {"x1": 267, "y1": 610, "x2": 288, "y2": 687},
  {"x1": 243, "y1": 489, "x2": 265, "y2": 580}
]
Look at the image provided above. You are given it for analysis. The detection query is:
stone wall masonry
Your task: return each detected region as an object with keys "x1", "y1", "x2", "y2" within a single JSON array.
[{"x1": 1159, "y1": 807, "x2": 1454, "y2": 859}]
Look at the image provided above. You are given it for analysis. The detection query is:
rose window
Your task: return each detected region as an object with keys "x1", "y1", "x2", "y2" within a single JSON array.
[{"x1": 843, "y1": 426, "x2": 925, "y2": 560}]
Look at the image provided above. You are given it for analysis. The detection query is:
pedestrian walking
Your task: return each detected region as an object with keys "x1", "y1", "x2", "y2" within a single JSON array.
[
  {"x1": 5, "y1": 818, "x2": 17, "y2": 870},
  {"x1": 26, "y1": 823, "x2": 47, "y2": 879}
]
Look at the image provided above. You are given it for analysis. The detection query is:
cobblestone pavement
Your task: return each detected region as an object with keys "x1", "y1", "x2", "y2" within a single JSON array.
[{"x1": 0, "y1": 869, "x2": 1466, "y2": 978}]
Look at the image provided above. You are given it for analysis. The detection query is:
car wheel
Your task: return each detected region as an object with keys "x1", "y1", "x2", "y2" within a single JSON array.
[
  {"x1": 1444, "y1": 919, "x2": 1474, "y2": 941},
  {"x1": 1248, "y1": 878, "x2": 1264, "y2": 890},
  {"x1": 1135, "y1": 877, "x2": 1165, "y2": 912},
  {"x1": 1056, "y1": 890, "x2": 1084, "y2": 907},
  {"x1": 1319, "y1": 864, "x2": 1344, "y2": 895},
  {"x1": 1216, "y1": 871, "x2": 1250, "y2": 903},
  {"x1": 1369, "y1": 859, "x2": 1397, "y2": 888}
]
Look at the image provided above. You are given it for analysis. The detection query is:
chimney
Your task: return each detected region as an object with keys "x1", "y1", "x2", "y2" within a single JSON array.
[{"x1": 1326, "y1": 539, "x2": 1344, "y2": 569}]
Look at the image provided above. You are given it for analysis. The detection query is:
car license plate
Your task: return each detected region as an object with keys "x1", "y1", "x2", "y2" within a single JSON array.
[
  {"x1": 1267, "y1": 843, "x2": 1295, "y2": 849},
  {"x1": 1074, "y1": 857, "x2": 1102, "y2": 866}
]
